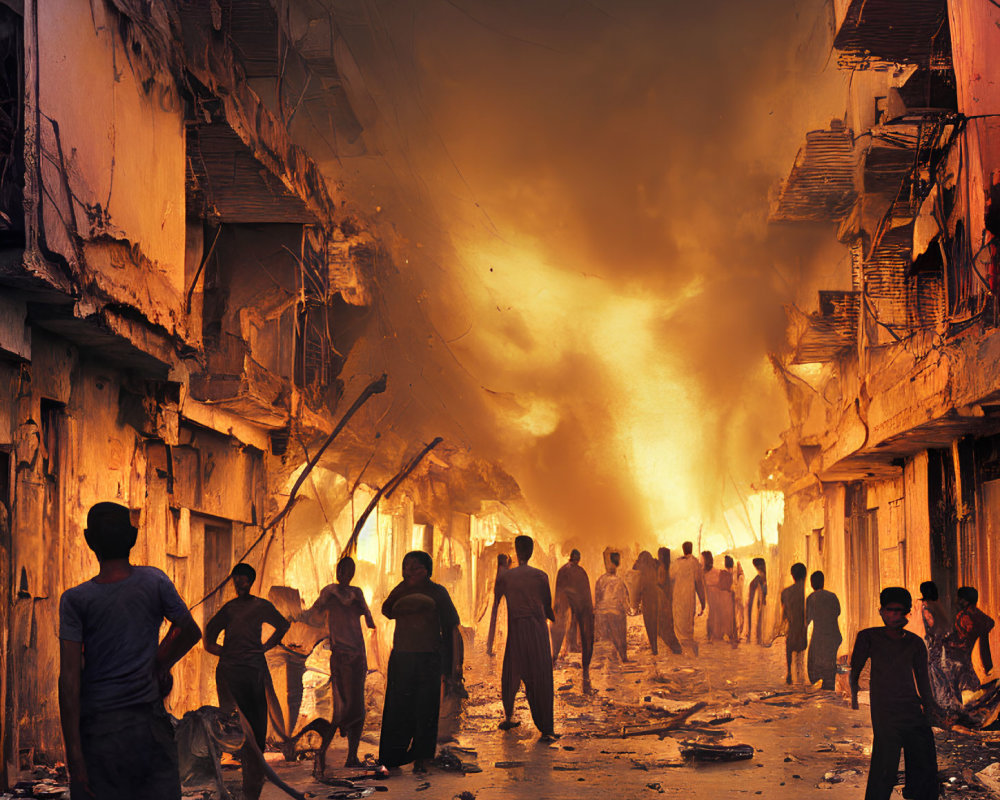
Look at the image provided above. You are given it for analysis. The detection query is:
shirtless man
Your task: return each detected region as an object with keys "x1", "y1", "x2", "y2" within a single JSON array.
[
  {"x1": 495, "y1": 535, "x2": 558, "y2": 740},
  {"x1": 205, "y1": 563, "x2": 290, "y2": 800},
  {"x1": 307, "y1": 557, "x2": 376, "y2": 773}
]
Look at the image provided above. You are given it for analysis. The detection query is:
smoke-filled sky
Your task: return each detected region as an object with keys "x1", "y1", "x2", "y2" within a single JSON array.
[{"x1": 320, "y1": 0, "x2": 848, "y2": 549}]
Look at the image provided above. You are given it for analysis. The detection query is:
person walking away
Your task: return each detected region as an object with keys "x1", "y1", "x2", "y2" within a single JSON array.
[
  {"x1": 672, "y1": 541, "x2": 706, "y2": 656},
  {"x1": 633, "y1": 551, "x2": 660, "y2": 655},
  {"x1": 943, "y1": 586, "x2": 994, "y2": 706},
  {"x1": 59, "y1": 502, "x2": 202, "y2": 800},
  {"x1": 733, "y1": 561, "x2": 746, "y2": 641},
  {"x1": 379, "y1": 551, "x2": 461, "y2": 772},
  {"x1": 805, "y1": 571, "x2": 841, "y2": 690},
  {"x1": 919, "y1": 581, "x2": 953, "y2": 712},
  {"x1": 205, "y1": 563, "x2": 290, "y2": 800},
  {"x1": 495, "y1": 535, "x2": 558, "y2": 740},
  {"x1": 306, "y1": 556, "x2": 376, "y2": 773},
  {"x1": 780, "y1": 562, "x2": 808, "y2": 685},
  {"x1": 550, "y1": 549, "x2": 595, "y2": 692},
  {"x1": 485, "y1": 553, "x2": 511, "y2": 657},
  {"x1": 850, "y1": 587, "x2": 940, "y2": 800},
  {"x1": 746, "y1": 558, "x2": 767, "y2": 645},
  {"x1": 717, "y1": 556, "x2": 738, "y2": 647},
  {"x1": 655, "y1": 548, "x2": 683, "y2": 655},
  {"x1": 595, "y1": 552, "x2": 630, "y2": 664},
  {"x1": 702, "y1": 551, "x2": 720, "y2": 642}
]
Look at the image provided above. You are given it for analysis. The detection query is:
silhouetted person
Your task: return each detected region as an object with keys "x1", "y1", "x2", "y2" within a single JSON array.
[
  {"x1": 672, "y1": 541, "x2": 705, "y2": 656},
  {"x1": 655, "y1": 548, "x2": 683, "y2": 654},
  {"x1": 716, "y1": 555, "x2": 738, "y2": 647},
  {"x1": 595, "y1": 551, "x2": 630, "y2": 663},
  {"x1": 380, "y1": 551, "x2": 461, "y2": 772},
  {"x1": 702, "y1": 551, "x2": 720, "y2": 642},
  {"x1": 851, "y1": 587, "x2": 939, "y2": 800},
  {"x1": 205, "y1": 563, "x2": 290, "y2": 800},
  {"x1": 780, "y1": 562, "x2": 807, "y2": 684},
  {"x1": 944, "y1": 585, "x2": 994, "y2": 704},
  {"x1": 306, "y1": 557, "x2": 376, "y2": 772},
  {"x1": 59, "y1": 502, "x2": 202, "y2": 800},
  {"x1": 919, "y1": 581, "x2": 951, "y2": 711},
  {"x1": 746, "y1": 558, "x2": 767, "y2": 645},
  {"x1": 806, "y1": 571, "x2": 841, "y2": 690},
  {"x1": 486, "y1": 553, "x2": 511, "y2": 657},
  {"x1": 733, "y1": 560, "x2": 746, "y2": 640},
  {"x1": 550, "y1": 549, "x2": 595, "y2": 691},
  {"x1": 496, "y1": 535, "x2": 558, "y2": 740},
  {"x1": 633, "y1": 551, "x2": 660, "y2": 655}
]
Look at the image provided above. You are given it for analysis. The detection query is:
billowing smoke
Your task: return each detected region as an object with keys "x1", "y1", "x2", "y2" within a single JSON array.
[{"x1": 319, "y1": 0, "x2": 847, "y2": 547}]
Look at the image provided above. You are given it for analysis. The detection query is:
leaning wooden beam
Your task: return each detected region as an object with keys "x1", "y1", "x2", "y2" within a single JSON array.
[
  {"x1": 343, "y1": 436, "x2": 444, "y2": 556},
  {"x1": 235, "y1": 708, "x2": 310, "y2": 800},
  {"x1": 192, "y1": 374, "x2": 388, "y2": 610}
]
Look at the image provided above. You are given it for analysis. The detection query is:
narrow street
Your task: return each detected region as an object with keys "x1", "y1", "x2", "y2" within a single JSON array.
[{"x1": 252, "y1": 618, "x2": 998, "y2": 800}]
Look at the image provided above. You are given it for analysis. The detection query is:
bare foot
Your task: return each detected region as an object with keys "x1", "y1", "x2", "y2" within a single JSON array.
[
  {"x1": 540, "y1": 732, "x2": 561, "y2": 742},
  {"x1": 413, "y1": 759, "x2": 428, "y2": 774},
  {"x1": 498, "y1": 719, "x2": 521, "y2": 730},
  {"x1": 345, "y1": 755, "x2": 363, "y2": 768}
]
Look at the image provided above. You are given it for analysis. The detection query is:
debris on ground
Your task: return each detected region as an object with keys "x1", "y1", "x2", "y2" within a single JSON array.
[
  {"x1": 621, "y1": 702, "x2": 708, "y2": 737},
  {"x1": 435, "y1": 746, "x2": 482, "y2": 773},
  {"x1": 679, "y1": 742, "x2": 755, "y2": 762}
]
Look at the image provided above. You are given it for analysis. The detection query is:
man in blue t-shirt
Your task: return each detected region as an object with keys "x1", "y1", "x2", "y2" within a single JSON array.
[{"x1": 59, "y1": 502, "x2": 202, "y2": 800}]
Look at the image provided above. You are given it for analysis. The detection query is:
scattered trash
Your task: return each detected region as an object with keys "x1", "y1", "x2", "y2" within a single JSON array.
[
  {"x1": 414, "y1": 782, "x2": 431, "y2": 792},
  {"x1": 680, "y1": 742, "x2": 755, "y2": 762},
  {"x1": 453, "y1": 793, "x2": 476, "y2": 800},
  {"x1": 646, "y1": 782, "x2": 664, "y2": 793},
  {"x1": 494, "y1": 761, "x2": 526, "y2": 769}
]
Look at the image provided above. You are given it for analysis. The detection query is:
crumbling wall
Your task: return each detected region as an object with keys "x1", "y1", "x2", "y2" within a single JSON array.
[{"x1": 34, "y1": 0, "x2": 187, "y2": 334}]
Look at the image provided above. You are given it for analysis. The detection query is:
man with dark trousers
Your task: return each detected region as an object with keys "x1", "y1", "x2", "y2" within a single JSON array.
[
  {"x1": 550, "y1": 548, "x2": 595, "y2": 692},
  {"x1": 205, "y1": 563, "x2": 290, "y2": 800},
  {"x1": 495, "y1": 535, "x2": 558, "y2": 740},
  {"x1": 59, "y1": 502, "x2": 202, "y2": 800},
  {"x1": 851, "y1": 586, "x2": 940, "y2": 800},
  {"x1": 780, "y1": 562, "x2": 808, "y2": 684}
]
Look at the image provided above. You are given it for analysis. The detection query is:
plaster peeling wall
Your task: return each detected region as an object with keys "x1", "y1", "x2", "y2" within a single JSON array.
[{"x1": 36, "y1": 0, "x2": 186, "y2": 323}]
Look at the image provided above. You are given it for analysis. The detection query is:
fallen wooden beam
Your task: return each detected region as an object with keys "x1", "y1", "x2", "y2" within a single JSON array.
[{"x1": 621, "y1": 701, "x2": 708, "y2": 737}]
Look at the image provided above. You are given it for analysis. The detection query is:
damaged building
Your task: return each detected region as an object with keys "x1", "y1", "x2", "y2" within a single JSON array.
[
  {"x1": 0, "y1": 0, "x2": 529, "y2": 784},
  {"x1": 767, "y1": 0, "x2": 1000, "y2": 664}
]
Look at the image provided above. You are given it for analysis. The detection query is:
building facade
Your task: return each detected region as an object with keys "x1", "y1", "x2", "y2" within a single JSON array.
[
  {"x1": 0, "y1": 0, "x2": 385, "y2": 776},
  {"x1": 768, "y1": 0, "x2": 1000, "y2": 667}
]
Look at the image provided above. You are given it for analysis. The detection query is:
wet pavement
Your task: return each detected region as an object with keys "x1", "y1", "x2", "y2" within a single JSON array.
[
  {"x1": 242, "y1": 618, "x2": 996, "y2": 798},
  {"x1": 250, "y1": 621, "x2": 832, "y2": 799}
]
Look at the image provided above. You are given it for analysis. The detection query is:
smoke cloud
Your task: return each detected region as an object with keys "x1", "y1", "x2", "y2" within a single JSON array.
[{"x1": 321, "y1": 0, "x2": 848, "y2": 547}]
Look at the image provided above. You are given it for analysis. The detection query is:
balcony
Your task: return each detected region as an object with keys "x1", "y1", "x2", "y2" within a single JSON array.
[
  {"x1": 791, "y1": 291, "x2": 860, "y2": 364},
  {"x1": 771, "y1": 122, "x2": 857, "y2": 223},
  {"x1": 833, "y1": 0, "x2": 951, "y2": 71}
]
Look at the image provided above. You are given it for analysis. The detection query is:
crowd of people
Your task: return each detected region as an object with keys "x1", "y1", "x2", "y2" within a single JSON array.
[{"x1": 57, "y1": 501, "x2": 997, "y2": 800}]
